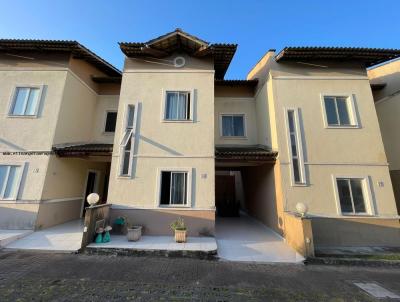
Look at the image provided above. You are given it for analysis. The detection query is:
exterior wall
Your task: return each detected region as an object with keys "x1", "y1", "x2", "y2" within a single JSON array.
[
  {"x1": 0, "y1": 52, "x2": 119, "y2": 229},
  {"x1": 107, "y1": 53, "x2": 215, "y2": 235},
  {"x1": 110, "y1": 208, "x2": 215, "y2": 236},
  {"x1": 91, "y1": 95, "x2": 119, "y2": 144},
  {"x1": 248, "y1": 56, "x2": 397, "y2": 221},
  {"x1": 241, "y1": 163, "x2": 285, "y2": 235},
  {"x1": 390, "y1": 170, "x2": 400, "y2": 214},
  {"x1": 312, "y1": 217, "x2": 400, "y2": 248},
  {"x1": 283, "y1": 213, "x2": 314, "y2": 257},
  {"x1": 0, "y1": 61, "x2": 69, "y2": 228},
  {"x1": 214, "y1": 97, "x2": 258, "y2": 146}
]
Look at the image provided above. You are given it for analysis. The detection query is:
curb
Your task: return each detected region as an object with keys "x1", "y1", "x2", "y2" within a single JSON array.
[
  {"x1": 84, "y1": 247, "x2": 218, "y2": 260},
  {"x1": 305, "y1": 257, "x2": 400, "y2": 267}
]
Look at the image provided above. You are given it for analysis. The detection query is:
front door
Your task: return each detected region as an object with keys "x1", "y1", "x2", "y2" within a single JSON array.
[
  {"x1": 82, "y1": 171, "x2": 98, "y2": 217},
  {"x1": 216, "y1": 174, "x2": 238, "y2": 217}
]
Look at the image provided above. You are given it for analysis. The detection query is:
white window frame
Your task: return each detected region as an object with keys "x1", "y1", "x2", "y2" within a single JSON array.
[
  {"x1": 284, "y1": 107, "x2": 307, "y2": 186},
  {"x1": 219, "y1": 113, "x2": 247, "y2": 139},
  {"x1": 103, "y1": 110, "x2": 117, "y2": 134},
  {"x1": 0, "y1": 162, "x2": 26, "y2": 200},
  {"x1": 161, "y1": 89, "x2": 194, "y2": 123},
  {"x1": 332, "y1": 175, "x2": 375, "y2": 216},
  {"x1": 118, "y1": 104, "x2": 138, "y2": 178},
  {"x1": 8, "y1": 85, "x2": 45, "y2": 118},
  {"x1": 156, "y1": 167, "x2": 192, "y2": 208},
  {"x1": 320, "y1": 94, "x2": 359, "y2": 128}
]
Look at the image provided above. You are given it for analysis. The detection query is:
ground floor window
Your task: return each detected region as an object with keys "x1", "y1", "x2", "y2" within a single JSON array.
[
  {"x1": 336, "y1": 178, "x2": 368, "y2": 214},
  {"x1": 160, "y1": 171, "x2": 188, "y2": 206},
  {"x1": 0, "y1": 164, "x2": 23, "y2": 200}
]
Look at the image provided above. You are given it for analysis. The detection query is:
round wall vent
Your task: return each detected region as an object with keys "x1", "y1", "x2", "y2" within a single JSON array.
[{"x1": 174, "y1": 56, "x2": 186, "y2": 68}]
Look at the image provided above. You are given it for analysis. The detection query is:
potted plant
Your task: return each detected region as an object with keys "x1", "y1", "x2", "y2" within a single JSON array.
[
  {"x1": 170, "y1": 217, "x2": 187, "y2": 243},
  {"x1": 126, "y1": 222, "x2": 142, "y2": 242}
]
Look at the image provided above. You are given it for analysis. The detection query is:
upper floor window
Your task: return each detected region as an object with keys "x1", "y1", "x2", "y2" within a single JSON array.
[
  {"x1": 221, "y1": 114, "x2": 245, "y2": 137},
  {"x1": 104, "y1": 111, "x2": 117, "y2": 133},
  {"x1": 0, "y1": 164, "x2": 23, "y2": 200},
  {"x1": 335, "y1": 178, "x2": 369, "y2": 215},
  {"x1": 323, "y1": 96, "x2": 358, "y2": 127},
  {"x1": 9, "y1": 86, "x2": 43, "y2": 117},
  {"x1": 165, "y1": 91, "x2": 191, "y2": 121},
  {"x1": 120, "y1": 105, "x2": 137, "y2": 177},
  {"x1": 286, "y1": 108, "x2": 306, "y2": 185}
]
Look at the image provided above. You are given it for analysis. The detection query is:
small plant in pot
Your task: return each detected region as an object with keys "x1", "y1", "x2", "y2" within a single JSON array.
[
  {"x1": 126, "y1": 222, "x2": 142, "y2": 242},
  {"x1": 170, "y1": 217, "x2": 187, "y2": 243}
]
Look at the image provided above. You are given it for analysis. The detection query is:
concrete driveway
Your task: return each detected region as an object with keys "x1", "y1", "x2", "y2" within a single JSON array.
[{"x1": 216, "y1": 214, "x2": 304, "y2": 263}]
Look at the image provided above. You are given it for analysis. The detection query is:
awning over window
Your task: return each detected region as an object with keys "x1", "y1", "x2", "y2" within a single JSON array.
[{"x1": 215, "y1": 145, "x2": 277, "y2": 162}]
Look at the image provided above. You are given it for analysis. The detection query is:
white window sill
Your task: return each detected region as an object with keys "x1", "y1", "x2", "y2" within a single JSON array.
[
  {"x1": 220, "y1": 136, "x2": 248, "y2": 140},
  {"x1": 7, "y1": 115, "x2": 39, "y2": 119},
  {"x1": 162, "y1": 119, "x2": 193, "y2": 123},
  {"x1": 158, "y1": 205, "x2": 191, "y2": 209},
  {"x1": 291, "y1": 183, "x2": 308, "y2": 187},
  {"x1": 325, "y1": 125, "x2": 360, "y2": 129},
  {"x1": 341, "y1": 213, "x2": 374, "y2": 217},
  {"x1": 102, "y1": 131, "x2": 115, "y2": 136},
  {"x1": 117, "y1": 175, "x2": 132, "y2": 179}
]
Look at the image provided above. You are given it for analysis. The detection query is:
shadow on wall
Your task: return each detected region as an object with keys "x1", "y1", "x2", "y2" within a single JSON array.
[
  {"x1": 35, "y1": 199, "x2": 82, "y2": 230},
  {"x1": 0, "y1": 206, "x2": 38, "y2": 229},
  {"x1": 241, "y1": 163, "x2": 283, "y2": 235},
  {"x1": 109, "y1": 207, "x2": 215, "y2": 237},
  {"x1": 312, "y1": 217, "x2": 400, "y2": 248}
]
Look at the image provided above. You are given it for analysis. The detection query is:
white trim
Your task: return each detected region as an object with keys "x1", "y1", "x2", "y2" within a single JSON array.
[
  {"x1": 119, "y1": 104, "x2": 138, "y2": 178},
  {"x1": 0, "y1": 162, "x2": 26, "y2": 200},
  {"x1": 103, "y1": 110, "x2": 117, "y2": 134},
  {"x1": 273, "y1": 75, "x2": 368, "y2": 80},
  {"x1": 284, "y1": 107, "x2": 307, "y2": 186},
  {"x1": 331, "y1": 175, "x2": 375, "y2": 216},
  {"x1": 41, "y1": 197, "x2": 83, "y2": 204},
  {"x1": 80, "y1": 169, "x2": 101, "y2": 217},
  {"x1": 320, "y1": 94, "x2": 360, "y2": 128},
  {"x1": 161, "y1": 89, "x2": 194, "y2": 122},
  {"x1": 7, "y1": 85, "x2": 45, "y2": 118},
  {"x1": 219, "y1": 113, "x2": 247, "y2": 138},
  {"x1": 155, "y1": 167, "x2": 192, "y2": 208}
]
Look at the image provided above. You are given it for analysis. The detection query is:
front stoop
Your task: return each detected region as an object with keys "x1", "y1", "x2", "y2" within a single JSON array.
[{"x1": 85, "y1": 235, "x2": 218, "y2": 260}]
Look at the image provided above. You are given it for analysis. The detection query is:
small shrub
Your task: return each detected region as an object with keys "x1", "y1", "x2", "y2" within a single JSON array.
[{"x1": 170, "y1": 217, "x2": 187, "y2": 231}]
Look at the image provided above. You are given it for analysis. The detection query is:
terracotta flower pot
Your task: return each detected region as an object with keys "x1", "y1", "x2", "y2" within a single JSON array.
[
  {"x1": 174, "y1": 229, "x2": 187, "y2": 243},
  {"x1": 127, "y1": 226, "x2": 142, "y2": 241}
]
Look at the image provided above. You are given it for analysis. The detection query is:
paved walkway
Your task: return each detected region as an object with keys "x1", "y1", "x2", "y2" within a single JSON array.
[
  {"x1": 216, "y1": 214, "x2": 304, "y2": 263},
  {"x1": 0, "y1": 251, "x2": 399, "y2": 301},
  {"x1": 4, "y1": 219, "x2": 83, "y2": 253},
  {"x1": 0, "y1": 230, "x2": 33, "y2": 247}
]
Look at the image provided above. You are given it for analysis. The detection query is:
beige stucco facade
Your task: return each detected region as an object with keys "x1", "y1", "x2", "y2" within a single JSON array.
[
  {"x1": 1, "y1": 32, "x2": 399, "y2": 252},
  {"x1": 368, "y1": 59, "x2": 400, "y2": 214},
  {"x1": 0, "y1": 50, "x2": 119, "y2": 229}
]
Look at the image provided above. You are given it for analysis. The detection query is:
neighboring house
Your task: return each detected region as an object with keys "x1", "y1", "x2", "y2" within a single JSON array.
[
  {"x1": 1, "y1": 30, "x2": 399, "y2": 253},
  {"x1": 368, "y1": 59, "x2": 400, "y2": 214},
  {"x1": 0, "y1": 40, "x2": 121, "y2": 229}
]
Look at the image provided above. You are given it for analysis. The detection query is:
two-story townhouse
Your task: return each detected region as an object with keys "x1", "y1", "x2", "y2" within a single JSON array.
[
  {"x1": 0, "y1": 40, "x2": 121, "y2": 230},
  {"x1": 368, "y1": 58, "x2": 400, "y2": 214},
  {"x1": 1, "y1": 30, "x2": 399, "y2": 255},
  {"x1": 106, "y1": 30, "x2": 400, "y2": 252},
  {"x1": 247, "y1": 47, "x2": 400, "y2": 250}
]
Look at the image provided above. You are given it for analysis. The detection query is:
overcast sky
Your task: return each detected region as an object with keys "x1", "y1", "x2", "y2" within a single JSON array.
[{"x1": 1, "y1": 0, "x2": 399, "y2": 78}]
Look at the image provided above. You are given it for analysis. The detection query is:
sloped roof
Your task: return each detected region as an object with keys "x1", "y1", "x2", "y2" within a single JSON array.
[
  {"x1": 119, "y1": 29, "x2": 237, "y2": 79},
  {"x1": 0, "y1": 39, "x2": 121, "y2": 77},
  {"x1": 275, "y1": 47, "x2": 400, "y2": 67}
]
